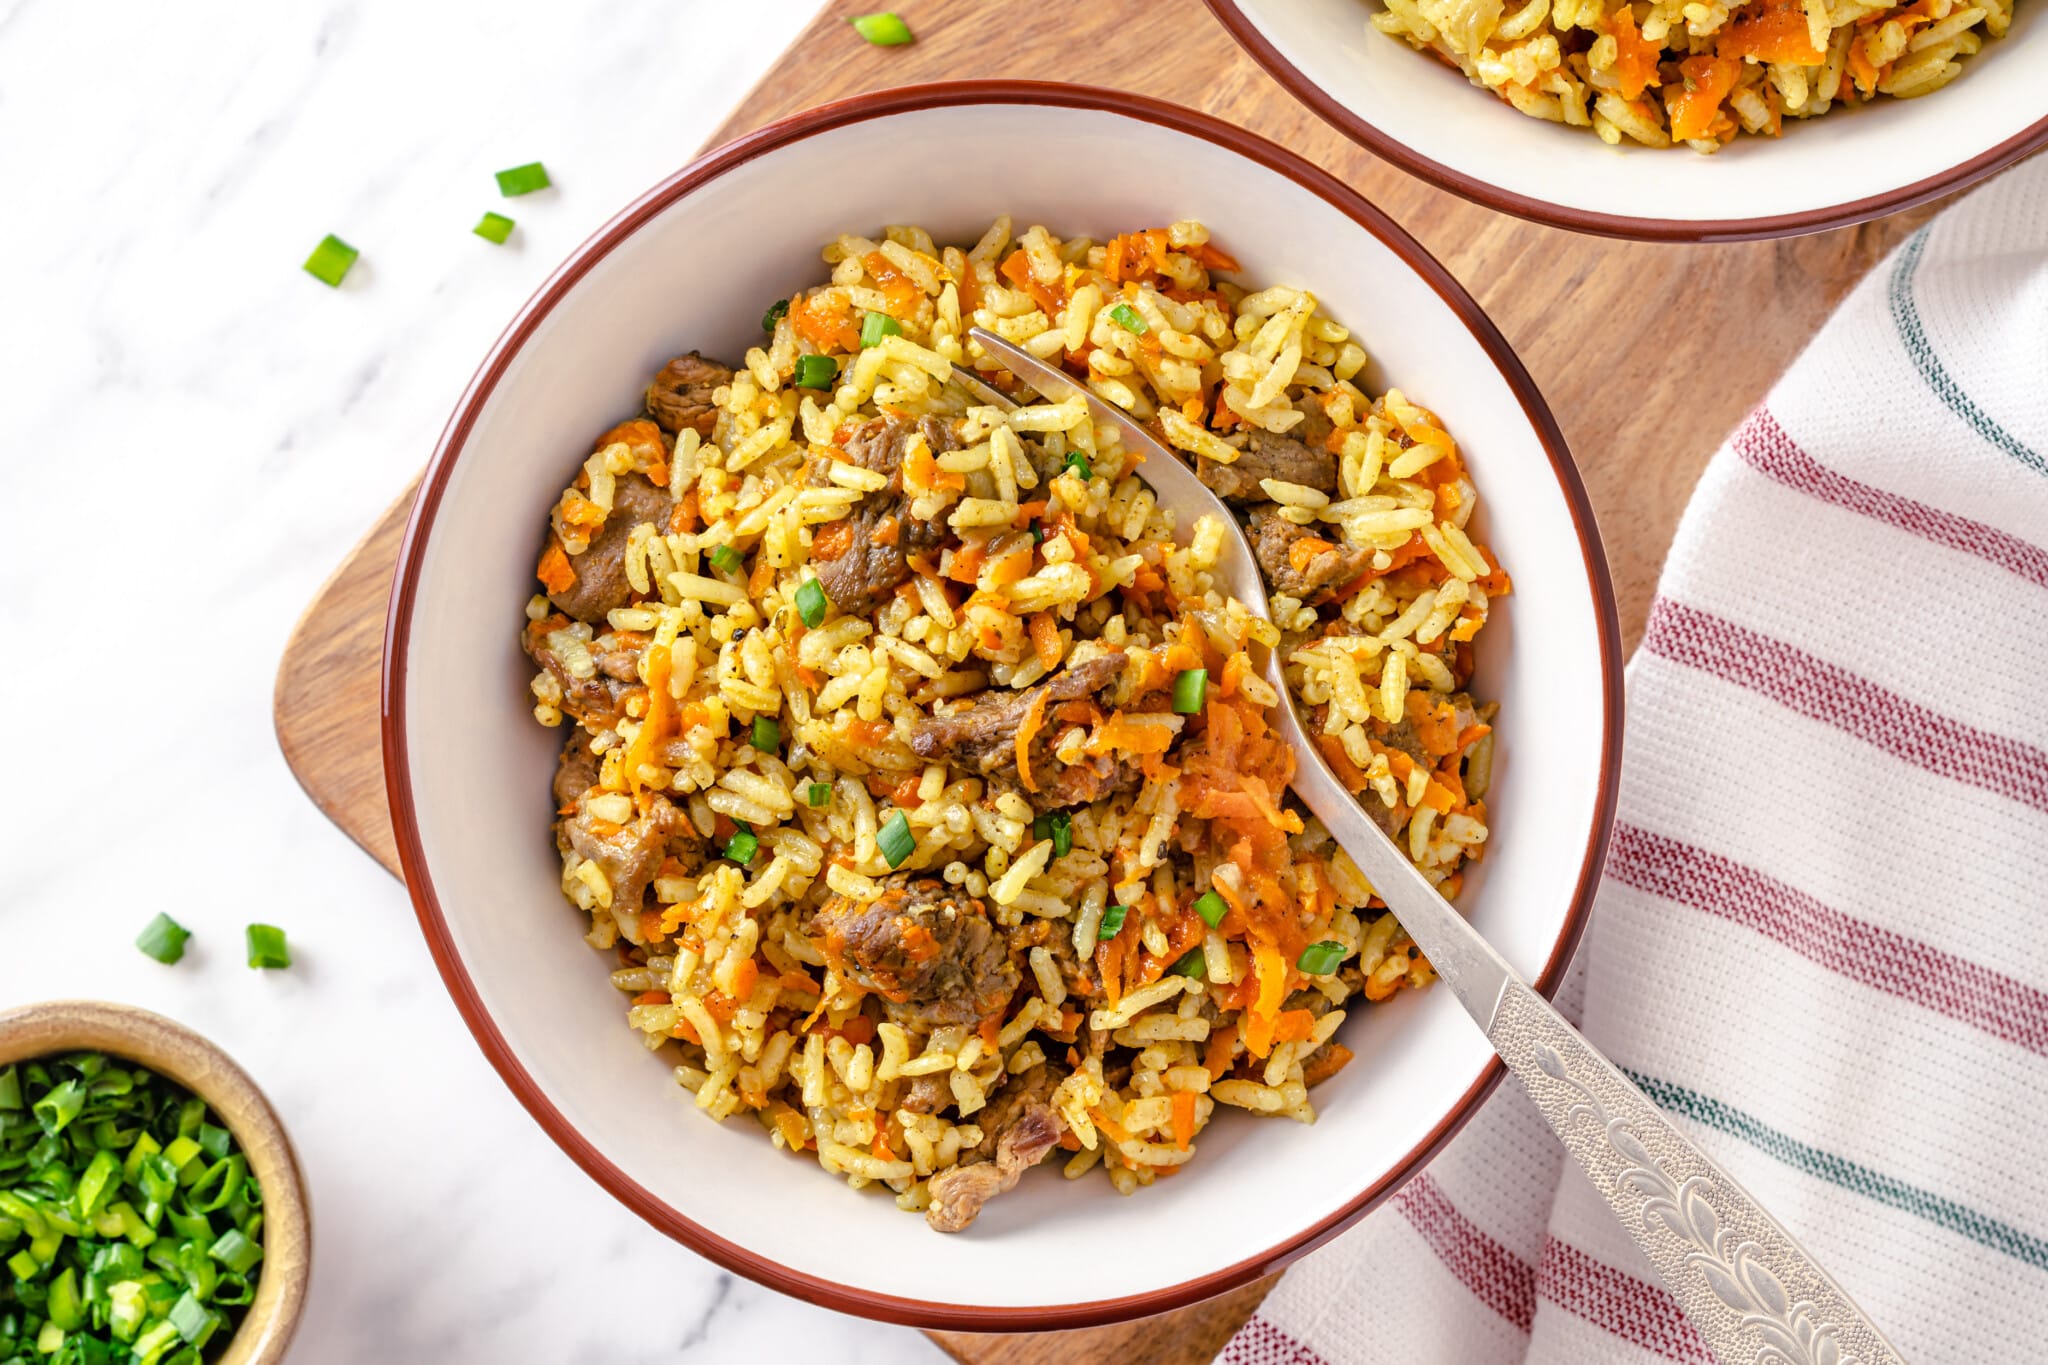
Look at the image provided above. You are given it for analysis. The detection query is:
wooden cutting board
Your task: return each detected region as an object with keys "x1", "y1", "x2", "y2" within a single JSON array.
[{"x1": 273, "y1": 1, "x2": 1951, "y2": 1359}]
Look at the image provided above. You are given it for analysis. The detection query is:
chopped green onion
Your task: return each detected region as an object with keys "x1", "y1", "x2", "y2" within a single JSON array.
[
  {"x1": 473, "y1": 211, "x2": 515, "y2": 244},
  {"x1": 1166, "y1": 948, "x2": 1207, "y2": 979},
  {"x1": 134, "y1": 913, "x2": 191, "y2": 965},
  {"x1": 0, "y1": 1052, "x2": 266, "y2": 1362},
  {"x1": 1097, "y1": 905, "x2": 1129, "y2": 940},
  {"x1": 878, "y1": 811, "x2": 915, "y2": 868},
  {"x1": 1050, "y1": 810, "x2": 1073, "y2": 858},
  {"x1": 1107, "y1": 302, "x2": 1148, "y2": 335},
  {"x1": 806, "y1": 782, "x2": 832, "y2": 808},
  {"x1": 762, "y1": 298, "x2": 790, "y2": 332},
  {"x1": 1297, "y1": 940, "x2": 1348, "y2": 975},
  {"x1": 793, "y1": 354, "x2": 838, "y2": 390},
  {"x1": 494, "y1": 161, "x2": 551, "y2": 196},
  {"x1": 168, "y1": 1291, "x2": 217, "y2": 1348},
  {"x1": 724, "y1": 824, "x2": 758, "y2": 865},
  {"x1": 751, "y1": 715, "x2": 780, "y2": 753},
  {"x1": 245, "y1": 923, "x2": 291, "y2": 970},
  {"x1": 1193, "y1": 889, "x2": 1228, "y2": 928},
  {"x1": 849, "y1": 11, "x2": 914, "y2": 44},
  {"x1": 795, "y1": 576, "x2": 828, "y2": 627},
  {"x1": 301, "y1": 233, "x2": 358, "y2": 288},
  {"x1": 709, "y1": 543, "x2": 743, "y2": 575},
  {"x1": 1028, "y1": 521, "x2": 1044, "y2": 545},
  {"x1": 207, "y1": 1228, "x2": 262, "y2": 1275},
  {"x1": 1064, "y1": 452, "x2": 1093, "y2": 480},
  {"x1": 1172, "y1": 668, "x2": 1208, "y2": 715},
  {"x1": 33, "y1": 1080, "x2": 84, "y2": 1136},
  {"x1": 859, "y1": 311, "x2": 903, "y2": 348}
]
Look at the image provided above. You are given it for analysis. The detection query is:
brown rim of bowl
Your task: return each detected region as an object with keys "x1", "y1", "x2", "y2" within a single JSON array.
[
  {"x1": 381, "y1": 78, "x2": 1624, "y2": 1332},
  {"x1": 1203, "y1": 0, "x2": 2048, "y2": 243},
  {"x1": 0, "y1": 1000, "x2": 311, "y2": 1365}
]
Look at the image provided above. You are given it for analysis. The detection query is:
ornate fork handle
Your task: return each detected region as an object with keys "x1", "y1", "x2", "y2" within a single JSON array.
[{"x1": 1489, "y1": 982, "x2": 1906, "y2": 1365}]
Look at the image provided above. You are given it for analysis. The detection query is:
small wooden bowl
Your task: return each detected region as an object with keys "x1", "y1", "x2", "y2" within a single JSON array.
[{"x1": 0, "y1": 1001, "x2": 311, "y2": 1365}]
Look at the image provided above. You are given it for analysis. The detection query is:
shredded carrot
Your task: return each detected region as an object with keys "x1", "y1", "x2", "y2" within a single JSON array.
[
  {"x1": 747, "y1": 554, "x2": 775, "y2": 598},
  {"x1": 728, "y1": 958, "x2": 759, "y2": 1003},
  {"x1": 1605, "y1": 5, "x2": 1664, "y2": 99},
  {"x1": 1170, "y1": 1091, "x2": 1198, "y2": 1151},
  {"x1": 1028, "y1": 612, "x2": 1062, "y2": 672},
  {"x1": 1241, "y1": 943, "x2": 1289, "y2": 1058},
  {"x1": 632, "y1": 989, "x2": 670, "y2": 1006},
  {"x1": 812, "y1": 519, "x2": 855, "y2": 562},
  {"x1": 1015, "y1": 686, "x2": 1050, "y2": 793},
  {"x1": 638, "y1": 910, "x2": 667, "y2": 944},
  {"x1": 1718, "y1": 0, "x2": 1825, "y2": 63},
  {"x1": 788, "y1": 291, "x2": 861, "y2": 351},
  {"x1": 1058, "y1": 1130, "x2": 1082, "y2": 1152},
  {"x1": 998, "y1": 248, "x2": 1064, "y2": 317},
  {"x1": 1406, "y1": 691, "x2": 1462, "y2": 757},
  {"x1": 1668, "y1": 56, "x2": 1741, "y2": 141},
  {"x1": 1089, "y1": 1108, "x2": 1134, "y2": 1146},
  {"x1": 536, "y1": 538, "x2": 576, "y2": 594},
  {"x1": 947, "y1": 542, "x2": 987, "y2": 584},
  {"x1": 861, "y1": 250, "x2": 922, "y2": 316},
  {"x1": 670, "y1": 1017, "x2": 703, "y2": 1045},
  {"x1": 848, "y1": 718, "x2": 891, "y2": 747},
  {"x1": 1287, "y1": 536, "x2": 1337, "y2": 574},
  {"x1": 1096, "y1": 935, "x2": 1125, "y2": 1007},
  {"x1": 872, "y1": 1129, "x2": 894, "y2": 1161},
  {"x1": 1301, "y1": 1042, "x2": 1354, "y2": 1088},
  {"x1": 1203, "y1": 1024, "x2": 1238, "y2": 1080},
  {"x1": 1272, "y1": 1009, "x2": 1318, "y2": 1045},
  {"x1": 1189, "y1": 241, "x2": 1240, "y2": 273}
]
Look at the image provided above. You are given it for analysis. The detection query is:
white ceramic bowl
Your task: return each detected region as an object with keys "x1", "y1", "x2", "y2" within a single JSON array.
[
  {"x1": 1208, "y1": 0, "x2": 2048, "y2": 240},
  {"x1": 384, "y1": 81, "x2": 1623, "y2": 1329}
]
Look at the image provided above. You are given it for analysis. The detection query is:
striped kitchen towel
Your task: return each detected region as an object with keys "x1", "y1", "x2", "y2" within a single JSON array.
[{"x1": 1222, "y1": 153, "x2": 2048, "y2": 1365}]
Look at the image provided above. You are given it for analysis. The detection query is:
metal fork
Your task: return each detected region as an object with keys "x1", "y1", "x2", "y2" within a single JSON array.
[{"x1": 965, "y1": 326, "x2": 1906, "y2": 1365}]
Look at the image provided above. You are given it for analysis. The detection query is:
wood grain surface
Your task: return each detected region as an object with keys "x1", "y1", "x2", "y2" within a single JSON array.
[{"x1": 272, "y1": 0, "x2": 1953, "y2": 1359}]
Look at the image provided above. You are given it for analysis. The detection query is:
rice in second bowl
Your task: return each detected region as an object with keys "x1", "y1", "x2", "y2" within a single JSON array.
[{"x1": 518, "y1": 215, "x2": 1506, "y2": 1232}]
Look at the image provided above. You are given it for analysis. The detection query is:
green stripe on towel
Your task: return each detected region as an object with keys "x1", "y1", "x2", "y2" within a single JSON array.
[
  {"x1": 1888, "y1": 228, "x2": 2047, "y2": 480},
  {"x1": 1627, "y1": 1069, "x2": 2048, "y2": 1273}
]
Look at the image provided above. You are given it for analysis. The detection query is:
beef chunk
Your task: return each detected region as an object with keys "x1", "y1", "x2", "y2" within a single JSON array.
[
  {"x1": 965, "y1": 1064, "x2": 1066, "y2": 1162},
  {"x1": 547, "y1": 476, "x2": 675, "y2": 624},
  {"x1": 1248, "y1": 504, "x2": 1375, "y2": 604},
  {"x1": 1195, "y1": 429, "x2": 1337, "y2": 505},
  {"x1": 908, "y1": 653, "x2": 1131, "y2": 812},
  {"x1": 812, "y1": 415, "x2": 954, "y2": 617},
  {"x1": 925, "y1": 1076, "x2": 1066, "y2": 1233},
  {"x1": 897, "y1": 1073, "x2": 952, "y2": 1115},
  {"x1": 560, "y1": 793, "x2": 688, "y2": 912},
  {"x1": 525, "y1": 619, "x2": 636, "y2": 731},
  {"x1": 644, "y1": 352, "x2": 732, "y2": 437},
  {"x1": 553, "y1": 733, "x2": 601, "y2": 812},
  {"x1": 813, "y1": 875, "x2": 1018, "y2": 1029}
]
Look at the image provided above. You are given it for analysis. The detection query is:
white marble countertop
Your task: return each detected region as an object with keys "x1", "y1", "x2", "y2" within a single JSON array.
[{"x1": 0, "y1": 1, "x2": 942, "y2": 1358}]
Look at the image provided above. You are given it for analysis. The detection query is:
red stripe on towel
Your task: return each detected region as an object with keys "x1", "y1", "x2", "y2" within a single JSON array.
[
  {"x1": 1734, "y1": 409, "x2": 2048, "y2": 592},
  {"x1": 1394, "y1": 1173, "x2": 1536, "y2": 1333},
  {"x1": 1608, "y1": 824, "x2": 2048, "y2": 1057},
  {"x1": 1216, "y1": 1314, "x2": 1335, "y2": 1365},
  {"x1": 1641, "y1": 598, "x2": 2048, "y2": 815},
  {"x1": 1539, "y1": 1237, "x2": 1715, "y2": 1364}
]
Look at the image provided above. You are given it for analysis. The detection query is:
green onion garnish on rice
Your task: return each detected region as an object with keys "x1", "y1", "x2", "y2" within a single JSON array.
[
  {"x1": 806, "y1": 782, "x2": 832, "y2": 807},
  {"x1": 751, "y1": 716, "x2": 780, "y2": 753},
  {"x1": 1297, "y1": 940, "x2": 1347, "y2": 975},
  {"x1": 725, "y1": 824, "x2": 758, "y2": 865},
  {"x1": 1097, "y1": 905, "x2": 1128, "y2": 940},
  {"x1": 1064, "y1": 452, "x2": 1092, "y2": 481},
  {"x1": 1172, "y1": 668, "x2": 1207, "y2": 714},
  {"x1": 709, "y1": 543, "x2": 743, "y2": 575},
  {"x1": 135, "y1": 913, "x2": 191, "y2": 965},
  {"x1": 1193, "y1": 889, "x2": 1227, "y2": 928},
  {"x1": 1027, "y1": 522, "x2": 1043, "y2": 545},
  {"x1": 494, "y1": 161, "x2": 551, "y2": 196},
  {"x1": 860, "y1": 311, "x2": 902, "y2": 348},
  {"x1": 1166, "y1": 948, "x2": 1206, "y2": 979},
  {"x1": 1107, "y1": 302, "x2": 1147, "y2": 335},
  {"x1": 473, "y1": 211, "x2": 515, "y2": 244},
  {"x1": 1050, "y1": 810, "x2": 1073, "y2": 858},
  {"x1": 245, "y1": 923, "x2": 291, "y2": 970},
  {"x1": 793, "y1": 354, "x2": 838, "y2": 390},
  {"x1": 877, "y1": 810, "x2": 915, "y2": 868},
  {"x1": 849, "y1": 11, "x2": 914, "y2": 44},
  {"x1": 795, "y1": 577, "x2": 828, "y2": 627},
  {"x1": 302, "y1": 234, "x2": 358, "y2": 288},
  {"x1": 762, "y1": 299, "x2": 789, "y2": 332},
  {"x1": 0, "y1": 1052, "x2": 266, "y2": 1362}
]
